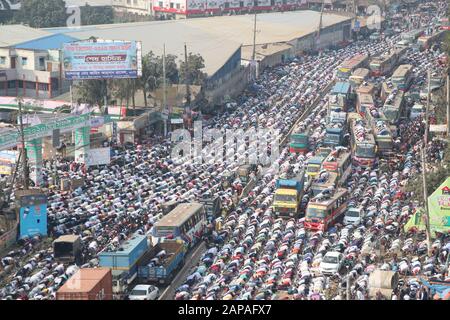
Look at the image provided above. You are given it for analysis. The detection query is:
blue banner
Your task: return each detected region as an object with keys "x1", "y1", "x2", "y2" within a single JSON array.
[{"x1": 63, "y1": 40, "x2": 142, "y2": 80}]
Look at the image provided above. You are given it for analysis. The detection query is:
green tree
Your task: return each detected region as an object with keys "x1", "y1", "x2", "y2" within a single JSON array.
[
  {"x1": 16, "y1": 0, "x2": 67, "y2": 28},
  {"x1": 110, "y1": 79, "x2": 136, "y2": 111},
  {"x1": 179, "y1": 53, "x2": 207, "y2": 86},
  {"x1": 75, "y1": 80, "x2": 109, "y2": 113},
  {"x1": 81, "y1": 4, "x2": 114, "y2": 26}
]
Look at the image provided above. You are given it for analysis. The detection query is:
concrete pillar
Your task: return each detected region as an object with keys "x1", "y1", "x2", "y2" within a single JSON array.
[
  {"x1": 25, "y1": 138, "x2": 44, "y2": 187},
  {"x1": 74, "y1": 126, "x2": 90, "y2": 164}
]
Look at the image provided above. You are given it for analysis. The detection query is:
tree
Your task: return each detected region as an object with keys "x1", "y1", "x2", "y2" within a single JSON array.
[
  {"x1": 110, "y1": 79, "x2": 136, "y2": 111},
  {"x1": 81, "y1": 4, "x2": 114, "y2": 26},
  {"x1": 16, "y1": 0, "x2": 67, "y2": 28},
  {"x1": 179, "y1": 53, "x2": 207, "y2": 86},
  {"x1": 75, "y1": 80, "x2": 109, "y2": 113}
]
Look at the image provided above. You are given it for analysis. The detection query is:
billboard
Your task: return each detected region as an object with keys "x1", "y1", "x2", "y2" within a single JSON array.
[
  {"x1": 86, "y1": 147, "x2": 111, "y2": 166},
  {"x1": 16, "y1": 191, "x2": 48, "y2": 239},
  {"x1": 63, "y1": 40, "x2": 142, "y2": 80}
]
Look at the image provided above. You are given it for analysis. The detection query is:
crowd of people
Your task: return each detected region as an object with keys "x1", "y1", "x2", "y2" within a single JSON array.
[{"x1": 0, "y1": 0, "x2": 449, "y2": 300}]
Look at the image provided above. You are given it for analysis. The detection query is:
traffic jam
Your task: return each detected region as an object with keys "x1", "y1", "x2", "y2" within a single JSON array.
[{"x1": 1, "y1": 0, "x2": 450, "y2": 301}]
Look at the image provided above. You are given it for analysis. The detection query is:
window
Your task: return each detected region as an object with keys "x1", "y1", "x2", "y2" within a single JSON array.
[
  {"x1": 127, "y1": 0, "x2": 131, "y2": 4},
  {"x1": 170, "y1": 2, "x2": 174, "y2": 8},
  {"x1": 0, "y1": 56, "x2": 5, "y2": 65},
  {"x1": 159, "y1": 1, "x2": 163, "y2": 6},
  {"x1": 39, "y1": 57, "x2": 45, "y2": 68},
  {"x1": 21, "y1": 57, "x2": 28, "y2": 66},
  {"x1": 176, "y1": 3, "x2": 180, "y2": 9}
]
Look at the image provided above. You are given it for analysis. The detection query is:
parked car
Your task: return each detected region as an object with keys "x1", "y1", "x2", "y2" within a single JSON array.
[
  {"x1": 128, "y1": 284, "x2": 160, "y2": 300},
  {"x1": 320, "y1": 252, "x2": 344, "y2": 275}
]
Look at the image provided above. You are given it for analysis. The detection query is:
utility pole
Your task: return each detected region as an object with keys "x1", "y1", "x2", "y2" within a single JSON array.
[
  {"x1": 447, "y1": 74, "x2": 449, "y2": 137},
  {"x1": 163, "y1": 43, "x2": 168, "y2": 137},
  {"x1": 184, "y1": 43, "x2": 191, "y2": 129},
  {"x1": 251, "y1": 12, "x2": 258, "y2": 80},
  {"x1": 103, "y1": 79, "x2": 108, "y2": 115},
  {"x1": 18, "y1": 101, "x2": 29, "y2": 190},
  {"x1": 315, "y1": 0, "x2": 325, "y2": 52},
  {"x1": 420, "y1": 145, "x2": 432, "y2": 257},
  {"x1": 425, "y1": 70, "x2": 431, "y2": 145}
]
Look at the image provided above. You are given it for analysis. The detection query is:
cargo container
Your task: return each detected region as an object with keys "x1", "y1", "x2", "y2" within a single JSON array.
[
  {"x1": 137, "y1": 241, "x2": 186, "y2": 284},
  {"x1": 56, "y1": 268, "x2": 112, "y2": 300},
  {"x1": 98, "y1": 232, "x2": 149, "y2": 294}
]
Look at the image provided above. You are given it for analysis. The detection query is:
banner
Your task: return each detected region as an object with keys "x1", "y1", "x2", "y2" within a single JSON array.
[
  {"x1": 86, "y1": 147, "x2": 111, "y2": 166},
  {"x1": 427, "y1": 177, "x2": 450, "y2": 233},
  {"x1": 63, "y1": 40, "x2": 142, "y2": 80},
  {"x1": 16, "y1": 191, "x2": 48, "y2": 239}
]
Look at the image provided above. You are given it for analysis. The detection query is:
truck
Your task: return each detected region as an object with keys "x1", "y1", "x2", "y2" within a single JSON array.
[
  {"x1": 289, "y1": 132, "x2": 309, "y2": 154},
  {"x1": 137, "y1": 241, "x2": 186, "y2": 285},
  {"x1": 273, "y1": 171, "x2": 306, "y2": 218},
  {"x1": 306, "y1": 156, "x2": 326, "y2": 179},
  {"x1": 98, "y1": 232, "x2": 149, "y2": 295},
  {"x1": 56, "y1": 268, "x2": 113, "y2": 300},
  {"x1": 199, "y1": 195, "x2": 222, "y2": 219},
  {"x1": 324, "y1": 111, "x2": 347, "y2": 147},
  {"x1": 53, "y1": 235, "x2": 82, "y2": 264}
]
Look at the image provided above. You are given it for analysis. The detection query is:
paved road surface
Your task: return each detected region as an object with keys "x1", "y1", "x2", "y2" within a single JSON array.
[{"x1": 159, "y1": 241, "x2": 207, "y2": 300}]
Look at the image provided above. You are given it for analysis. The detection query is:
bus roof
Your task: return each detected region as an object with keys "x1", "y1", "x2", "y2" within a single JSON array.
[
  {"x1": 332, "y1": 82, "x2": 351, "y2": 95},
  {"x1": 351, "y1": 68, "x2": 370, "y2": 78},
  {"x1": 155, "y1": 202, "x2": 204, "y2": 227},
  {"x1": 356, "y1": 83, "x2": 375, "y2": 95},
  {"x1": 392, "y1": 64, "x2": 413, "y2": 78},
  {"x1": 358, "y1": 93, "x2": 374, "y2": 105},
  {"x1": 351, "y1": 118, "x2": 376, "y2": 145},
  {"x1": 309, "y1": 188, "x2": 348, "y2": 206},
  {"x1": 323, "y1": 149, "x2": 351, "y2": 167},
  {"x1": 384, "y1": 90, "x2": 404, "y2": 108},
  {"x1": 275, "y1": 189, "x2": 297, "y2": 196},
  {"x1": 340, "y1": 54, "x2": 368, "y2": 70},
  {"x1": 308, "y1": 156, "x2": 325, "y2": 164},
  {"x1": 312, "y1": 171, "x2": 338, "y2": 187}
]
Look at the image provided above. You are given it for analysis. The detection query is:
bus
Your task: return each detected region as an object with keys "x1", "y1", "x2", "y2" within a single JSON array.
[
  {"x1": 306, "y1": 156, "x2": 326, "y2": 179},
  {"x1": 417, "y1": 30, "x2": 446, "y2": 50},
  {"x1": 401, "y1": 29, "x2": 424, "y2": 43},
  {"x1": 349, "y1": 68, "x2": 370, "y2": 88},
  {"x1": 336, "y1": 54, "x2": 369, "y2": 80},
  {"x1": 349, "y1": 114, "x2": 377, "y2": 168},
  {"x1": 322, "y1": 149, "x2": 352, "y2": 186},
  {"x1": 311, "y1": 171, "x2": 338, "y2": 197},
  {"x1": 151, "y1": 203, "x2": 207, "y2": 248},
  {"x1": 382, "y1": 89, "x2": 405, "y2": 125},
  {"x1": 304, "y1": 188, "x2": 349, "y2": 231},
  {"x1": 356, "y1": 92, "x2": 374, "y2": 115},
  {"x1": 381, "y1": 81, "x2": 395, "y2": 101},
  {"x1": 392, "y1": 64, "x2": 414, "y2": 91},
  {"x1": 369, "y1": 47, "x2": 406, "y2": 77},
  {"x1": 289, "y1": 131, "x2": 309, "y2": 154},
  {"x1": 366, "y1": 109, "x2": 394, "y2": 156}
]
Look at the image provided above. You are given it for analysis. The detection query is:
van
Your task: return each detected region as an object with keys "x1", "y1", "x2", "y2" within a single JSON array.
[{"x1": 343, "y1": 207, "x2": 365, "y2": 225}]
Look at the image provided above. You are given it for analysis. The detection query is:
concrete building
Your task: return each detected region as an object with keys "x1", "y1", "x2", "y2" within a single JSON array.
[
  {"x1": 111, "y1": 0, "x2": 153, "y2": 14},
  {"x1": 0, "y1": 26, "x2": 78, "y2": 99}
]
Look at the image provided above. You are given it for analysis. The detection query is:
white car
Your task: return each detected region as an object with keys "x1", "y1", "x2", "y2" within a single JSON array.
[
  {"x1": 343, "y1": 207, "x2": 365, "y2": 225},
  {"x1": 128, "y1": 285, "x2": 160, "y2": 300},
  {"x1": 320, "y1": 252, "x2": 344, "y2": 275}
]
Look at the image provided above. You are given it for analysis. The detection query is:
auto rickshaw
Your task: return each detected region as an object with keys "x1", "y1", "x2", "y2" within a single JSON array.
[{"x1": 238, "y1": 164, "x2": 257, "y2": 184}]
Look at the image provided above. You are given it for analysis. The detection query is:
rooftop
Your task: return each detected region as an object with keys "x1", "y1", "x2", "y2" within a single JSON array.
[
  {"x1": 42, "y1": 10, "x2": 350, "y2": 76},
  {"x1": 0, "y1": 25, "x2": 51, "y2": 47},
  {"x1": 156, "y1": 202, "x2": 204, "y2": 227},
  {"x1": 99, "y1": 233, "x2": 147, "y2": 256}
]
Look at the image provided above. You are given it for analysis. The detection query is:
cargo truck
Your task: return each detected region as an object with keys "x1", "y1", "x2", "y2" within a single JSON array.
[
  {"x1": 137, "y1": 241, "x2": 186, "y2": 285},
  {"x1": 56, "y1": 268, "x2": 113, "y2": 300},
  {"x1": 273, "y1": 171, "x2": 306, "y2": 218},
  {"x1": 53, "y1": 235, "x2": 82, "y2": 264}
]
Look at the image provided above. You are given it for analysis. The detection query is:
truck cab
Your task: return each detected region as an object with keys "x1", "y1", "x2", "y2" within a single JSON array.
[
  {"x1": 273, "y1": 171, "x2": 306, "y2": 218},
  {"x1": 306, "y1": 156, "x2": 325, "y2": 179}
]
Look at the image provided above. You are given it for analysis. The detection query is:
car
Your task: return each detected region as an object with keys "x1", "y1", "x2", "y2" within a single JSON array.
[
  {"x1": 343, "y1": 207, "x2": 365, "y2": 225},
  {"x1": 320, "y1": 252, "x2": 344, "y2": 275},
  {"x1": 128, "y1": 284, "x2": 160, "y2": 300}
]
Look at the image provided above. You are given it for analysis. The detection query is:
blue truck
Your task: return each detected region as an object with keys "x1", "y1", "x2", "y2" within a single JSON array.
[
  {"x1": 98, "y1": 232, "x2": 149, "y2": 295},
  {"x1": 324, "y1": 111, "x2": 347, "y2": 147},
  {"x1": 137, "y1": 241, "x2": 186, "y2": 285}
]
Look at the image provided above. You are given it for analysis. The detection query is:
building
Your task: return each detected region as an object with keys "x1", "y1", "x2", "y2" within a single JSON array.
[
  {"x1": 44, "y1": 10, "x2": 350, "y2": 104},
  {"x1": 0, "y1": 26, "x2": 78, "y2": 99},
  {"x1": 111, "y1": 0, "x2": 153, "y2": 15}
]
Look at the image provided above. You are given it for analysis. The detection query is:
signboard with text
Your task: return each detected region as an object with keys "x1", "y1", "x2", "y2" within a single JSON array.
[
  {"x1": 86, "y1": 147, "x2": 111, "y2": 166},
  {"x1": 63, "y1": 40, "x2": 142, "y2": 80}
]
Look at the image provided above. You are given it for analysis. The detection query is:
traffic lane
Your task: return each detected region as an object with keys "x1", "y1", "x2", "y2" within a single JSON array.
[{"x1": 159, "y1": 241, "x2": 207, "y2": 300}]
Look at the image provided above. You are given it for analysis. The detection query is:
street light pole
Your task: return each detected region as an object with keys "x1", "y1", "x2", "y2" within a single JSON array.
[
  {"x1": 18, "y1": 101, "x2": 29, "y2": 190},
  {"x1": 420, "y1": 145, "x2": 432, "y2": 257}
]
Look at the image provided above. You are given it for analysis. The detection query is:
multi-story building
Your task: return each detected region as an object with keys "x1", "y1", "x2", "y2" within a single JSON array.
[{"x1": 112, "y1": 0, "x2": 153, "y2": 14}]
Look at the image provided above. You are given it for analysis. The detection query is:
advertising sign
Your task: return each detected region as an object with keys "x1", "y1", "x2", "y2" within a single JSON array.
[
  {"x1": 16, "y1": 191, "x2": 48, "y2": 239},
  {"x1": 427, "y1": 177, "x2": 450, "y2": 233},
  {"x1": 86, "y1": 147, "x2": 111, "y2": 166},
  {"x1": 63, "y1": 40, "x2": 142, "y2": 80}
]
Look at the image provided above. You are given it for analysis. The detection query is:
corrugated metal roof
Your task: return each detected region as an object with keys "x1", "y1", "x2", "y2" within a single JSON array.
[
  {"x1": 14, "y1": 34, "x2": 79, "y2": 50},
  {"x1": 0, "y1": 25, "x2": 51, "y2": 47},
  {"x1": 42, "y1": 10, "x2": 350, "y2": 76}
]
